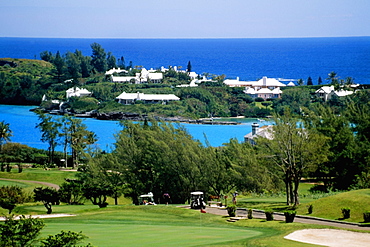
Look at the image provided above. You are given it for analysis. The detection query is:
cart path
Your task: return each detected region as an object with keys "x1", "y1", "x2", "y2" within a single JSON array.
[
  {"x1": 203, "y1": 207, "x2": 370, "y2": 231},
  {"x1": 0, "y1": 178, "x2": 60, "y2": 189}
]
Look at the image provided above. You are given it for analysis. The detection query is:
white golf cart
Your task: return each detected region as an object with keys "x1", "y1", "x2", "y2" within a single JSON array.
[
  {"x1": 139, "y1": 192, "x2": 156, "y2": 205},
  {"x1": 190, "y1": 191, "x2": 206, "y2": 209}
]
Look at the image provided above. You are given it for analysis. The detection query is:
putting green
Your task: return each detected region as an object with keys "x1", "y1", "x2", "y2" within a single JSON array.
[{"x1": 42, "y1": 222, "x2": 263, "y2": 246}]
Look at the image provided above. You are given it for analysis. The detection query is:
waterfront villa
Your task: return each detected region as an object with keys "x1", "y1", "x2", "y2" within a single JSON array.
[
  {"x1": 244, "y1": 123, "x2": 273, "y2": 145},
  {"x1": 66, "y1": 87, "x2": 92, "y2": 98},
  {"x1": 315, "y1": 86, "x2": 355, "y2": 101},
  {"x1": 224, "y1": 76, "x2": 286, "y2": 99},
  {"x1": 116, "y1": 92, "x2": 180, "y2": 105}
]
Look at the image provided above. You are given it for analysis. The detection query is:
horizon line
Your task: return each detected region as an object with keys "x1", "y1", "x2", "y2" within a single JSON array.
[{"x1": 1, "y1": 35, "x2": 370, "y2": 40}]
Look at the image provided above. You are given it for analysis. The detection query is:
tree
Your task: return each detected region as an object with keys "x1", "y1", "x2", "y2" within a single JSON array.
[
  {"x1": 297, "y1": 78, "x2": 304, "y2": 86},
  {"x1": 0, "y1": 215, "x2": 90, "y2": 247},
  {"x1": 65, "y1": 51, "x2": 82, "y2": 80},
  {"x1": 58, "y1": 115, "x2": 97, "y2": 168},
  {"x1": 90, "y1": 42, "x2": 107, "y2": 73},
  {"x1": 58, "y1": 179, "x2": 85, "y2": 205},
  {"x1": 53, "y1": 51, "x2": 66, "y2": 83},
  {"x1": 0, "y1": 121, "x2": 12, "y2": 151},
  {"x1": 106, "y1": 51, "x2": 117, "y2": 69},
  {"x1": 40, "y1": 230, "x2": 89, "y2": 247},
  {"x1": 222, "y1": 139, "x2": 279, "y2": 194},
  {"x1": 257, "y1": 109, "x2": 329, "y2": 206},
  {"x1": 0, "y1": 215, "x2": 45, "y2": 247},
  {"x1": 113, "y1": 120, "x2": 205, "y2": 204},
  {"x1": 307, "y1": 76, "x2": 313, "y2": 86},
  {"x1": 0, "y1": 186, "x2": 25, "y2": 214},
  {"x1": 318, "y1": 76, "x2": 322, "y2": 85},
  {"x1": 302, "y1": 104, "x2": 356, "y2": 190},
  {"x1": 187, "y1": 61, "x2": 192, "y2": 72},
  {"x1": 35, "y1": 111, "x2": 61, "y2": 166},
  {"x1": 33, "y1": 187, "x2": 59, "y2": 214}
]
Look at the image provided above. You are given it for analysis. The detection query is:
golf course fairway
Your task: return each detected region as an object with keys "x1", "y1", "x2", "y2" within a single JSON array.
[{"x1": 36, "y1": 206, "x2": 266, "y2": 246}]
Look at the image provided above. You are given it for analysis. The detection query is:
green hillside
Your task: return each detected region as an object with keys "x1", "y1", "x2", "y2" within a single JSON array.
[{"x1": 297, "y1": 189, "x2": 370, "y2": 223}]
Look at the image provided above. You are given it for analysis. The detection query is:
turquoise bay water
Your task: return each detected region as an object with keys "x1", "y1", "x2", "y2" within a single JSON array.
[{"x1": 0, "y1": 105, "x2": 272, "y2": 151}]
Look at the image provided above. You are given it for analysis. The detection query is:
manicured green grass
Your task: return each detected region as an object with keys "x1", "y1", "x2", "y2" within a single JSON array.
[
  {"x1": 296, "y1": 189, "x2": 370, "y2": 223},
  {"x1": 0, "y1": 168, "x2": 76, "y2": 185},
  {"x1": 236, "y1": 183, "x2": 317, "y2": 211},
  {"x1": 33, "y1": 205, "x2": 320, "y2": 247}
]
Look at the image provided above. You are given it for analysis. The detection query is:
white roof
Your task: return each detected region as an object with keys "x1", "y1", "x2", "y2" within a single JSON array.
[
  {"x1": 66, "y1": 87, "x2": 91, "y2": 98},
  {"x1": 116, "y1": 92, "x2": 180, "y2": 101},
  {"x1": 244, "y1": 125, "x2": 274, "y2": 140},
  {"x1": 287, "y1": 81, "x2": 296, "y2": 86},
  {"x1": 255, "y1": 77, "x2": 286, "y2": 87},
  {"x1": 272, "y1": 87, "x2": 282, "y2": 94},
  {"x1": 315, "y1": 86, "x2": 334, "y2": 94},
  {"x1": 105, "y1": 68, "x2": 128, "y2": 75},
  {"x1": 111, "y1": 76, "x2": 135, "y2": 82},
  {"x1": 333, "y1": 90, "x2": 354, "y2": 97},
  {"x1": 148, "y1": 73, "x2": 163, "y2": 80},
  {"x1": 244, "y1": 87, "x2": 256, "y2": 94}
]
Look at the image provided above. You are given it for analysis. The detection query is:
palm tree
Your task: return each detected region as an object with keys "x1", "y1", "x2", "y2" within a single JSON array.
[{"x1": 0, "y1": 121, "x2": 12, "y2": 151}]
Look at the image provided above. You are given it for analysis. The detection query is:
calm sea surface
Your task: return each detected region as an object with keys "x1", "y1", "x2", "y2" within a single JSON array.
[
  {"x1": 0, "y1": 37, "x2": 369, "y2": 84},
  {"x1": 0, "y1": 105, "x2": 272, "y2": 151}
]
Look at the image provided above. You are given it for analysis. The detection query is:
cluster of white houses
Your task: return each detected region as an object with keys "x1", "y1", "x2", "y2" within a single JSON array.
[
  {"x1": 224, "y1": 76, "x2": 295, "y2": 99},
  {"x1": 106, "y1": 66, "x2": 198, "y2": 84},
  {"x1": 55, "y1": 67, "x2": 360, "y2": 105}
]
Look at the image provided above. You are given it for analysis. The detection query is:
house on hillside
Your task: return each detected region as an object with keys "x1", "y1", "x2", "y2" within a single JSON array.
[
  {"x1": 315, "y1": 86, "x2": 355, "y2": 101},
  {"x1": 244, "y1": 123, "x2": 273, "y2": 145},
  {"x1": 109, "y1": 68, "x2": 163, "y2": 84},
  {"x1": 116, "y1": 92, "x2": 180, "y2": 105},
  {"x1": 224, "y1": 76, "x2": 286, "y2": 99},
  {"x1": 66, "y1": 87, "x2": 92, "y2": 98}
]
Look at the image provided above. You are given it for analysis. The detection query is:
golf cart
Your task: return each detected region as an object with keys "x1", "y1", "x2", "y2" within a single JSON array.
[
  {"x1": 139, "y1": 192, "x2": 156, "y2": 205},
  {"x1": 190, "y1": 191, "x2": 206, "y2": 209}
]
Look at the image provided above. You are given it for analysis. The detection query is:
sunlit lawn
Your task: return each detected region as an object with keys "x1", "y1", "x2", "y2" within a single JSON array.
[{"x1": 21, "y1": 205, "x2": 326, "y2": 247}]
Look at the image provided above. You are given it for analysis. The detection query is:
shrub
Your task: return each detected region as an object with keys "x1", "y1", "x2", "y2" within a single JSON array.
[
  {"x1": 363, "y1": 211, "x2": 370, "y2": 223},
  {"x1": 247, "y1": 209, "x2": 253, "y2": 219},
  {"x1": 308, "y1": 204, "x2": 313, "y2": 214},
  {"x1": 226, "y1": 205, "x2": 236, "y2": 217},
  {"x1": 284, "y1": 210, "x2": 296, "y2": 223},
  {"x1": 265, "y1": 210, "x2": 274, "y2": 221},
  {"x1": 341, "y1": 207, "x2": 351, "y2": 219}
]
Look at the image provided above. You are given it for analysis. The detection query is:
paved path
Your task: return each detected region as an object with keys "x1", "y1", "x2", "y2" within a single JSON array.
[
  {"x1": 203, "y1": 207, "x2": 370, "y2": 231},
  {"x1": 0, "y1": 178, "x2": 60, "y2": 189}
]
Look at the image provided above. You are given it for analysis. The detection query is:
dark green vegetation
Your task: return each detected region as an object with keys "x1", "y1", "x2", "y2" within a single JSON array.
[
  {"x1": 0, "y1": 215, "x2": 89, "y2": 247},
  {"x1": 1, "y1": 43, "x2": 276, "y2": 119},
  {"x1": 1, "y1": 169, "x2": 370, "y2": 246}
]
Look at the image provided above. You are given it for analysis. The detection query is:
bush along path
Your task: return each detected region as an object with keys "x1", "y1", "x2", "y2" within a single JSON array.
[{"x1": 203, "y1": 207, "x2": 370, "y2": 230}]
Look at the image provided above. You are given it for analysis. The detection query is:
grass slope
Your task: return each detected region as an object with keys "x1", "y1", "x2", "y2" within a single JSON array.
[
  {"x1": 296, "y1": 189, "x2": 370, "y2": 223},
  {"x1": 0, "y1": 168, "x2": 76, "y2": 186}
]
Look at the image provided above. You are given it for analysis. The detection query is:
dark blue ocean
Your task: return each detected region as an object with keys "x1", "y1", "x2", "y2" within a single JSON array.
[{"x1": 1, "y1": 37, "x2": 370, "y2": 84}]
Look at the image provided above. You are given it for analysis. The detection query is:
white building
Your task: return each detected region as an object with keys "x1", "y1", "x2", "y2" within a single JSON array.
[
  {"x1": 244, "y1": 123, "x2": 274, "y2": 145},
  {"x1": 315, "y1": 86, "x2": 355, "y2": 101},
  {"x1": 66, "y1": 87, "x2": 92, "y2": 98},
  {"x1": 224, "y1": 76, "x2": 286, "y2": 99},
  {"x1": 116, "y1": 92, "x2": 180, "y2": 105},
  {"x1": 109, "y1": 68, "x2": 163, "y2": 84}
]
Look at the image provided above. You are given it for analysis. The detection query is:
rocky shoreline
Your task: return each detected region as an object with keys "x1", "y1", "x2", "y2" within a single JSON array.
[{"x1": 31, "y1": 108, "x2": 240, "y2": 125}]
